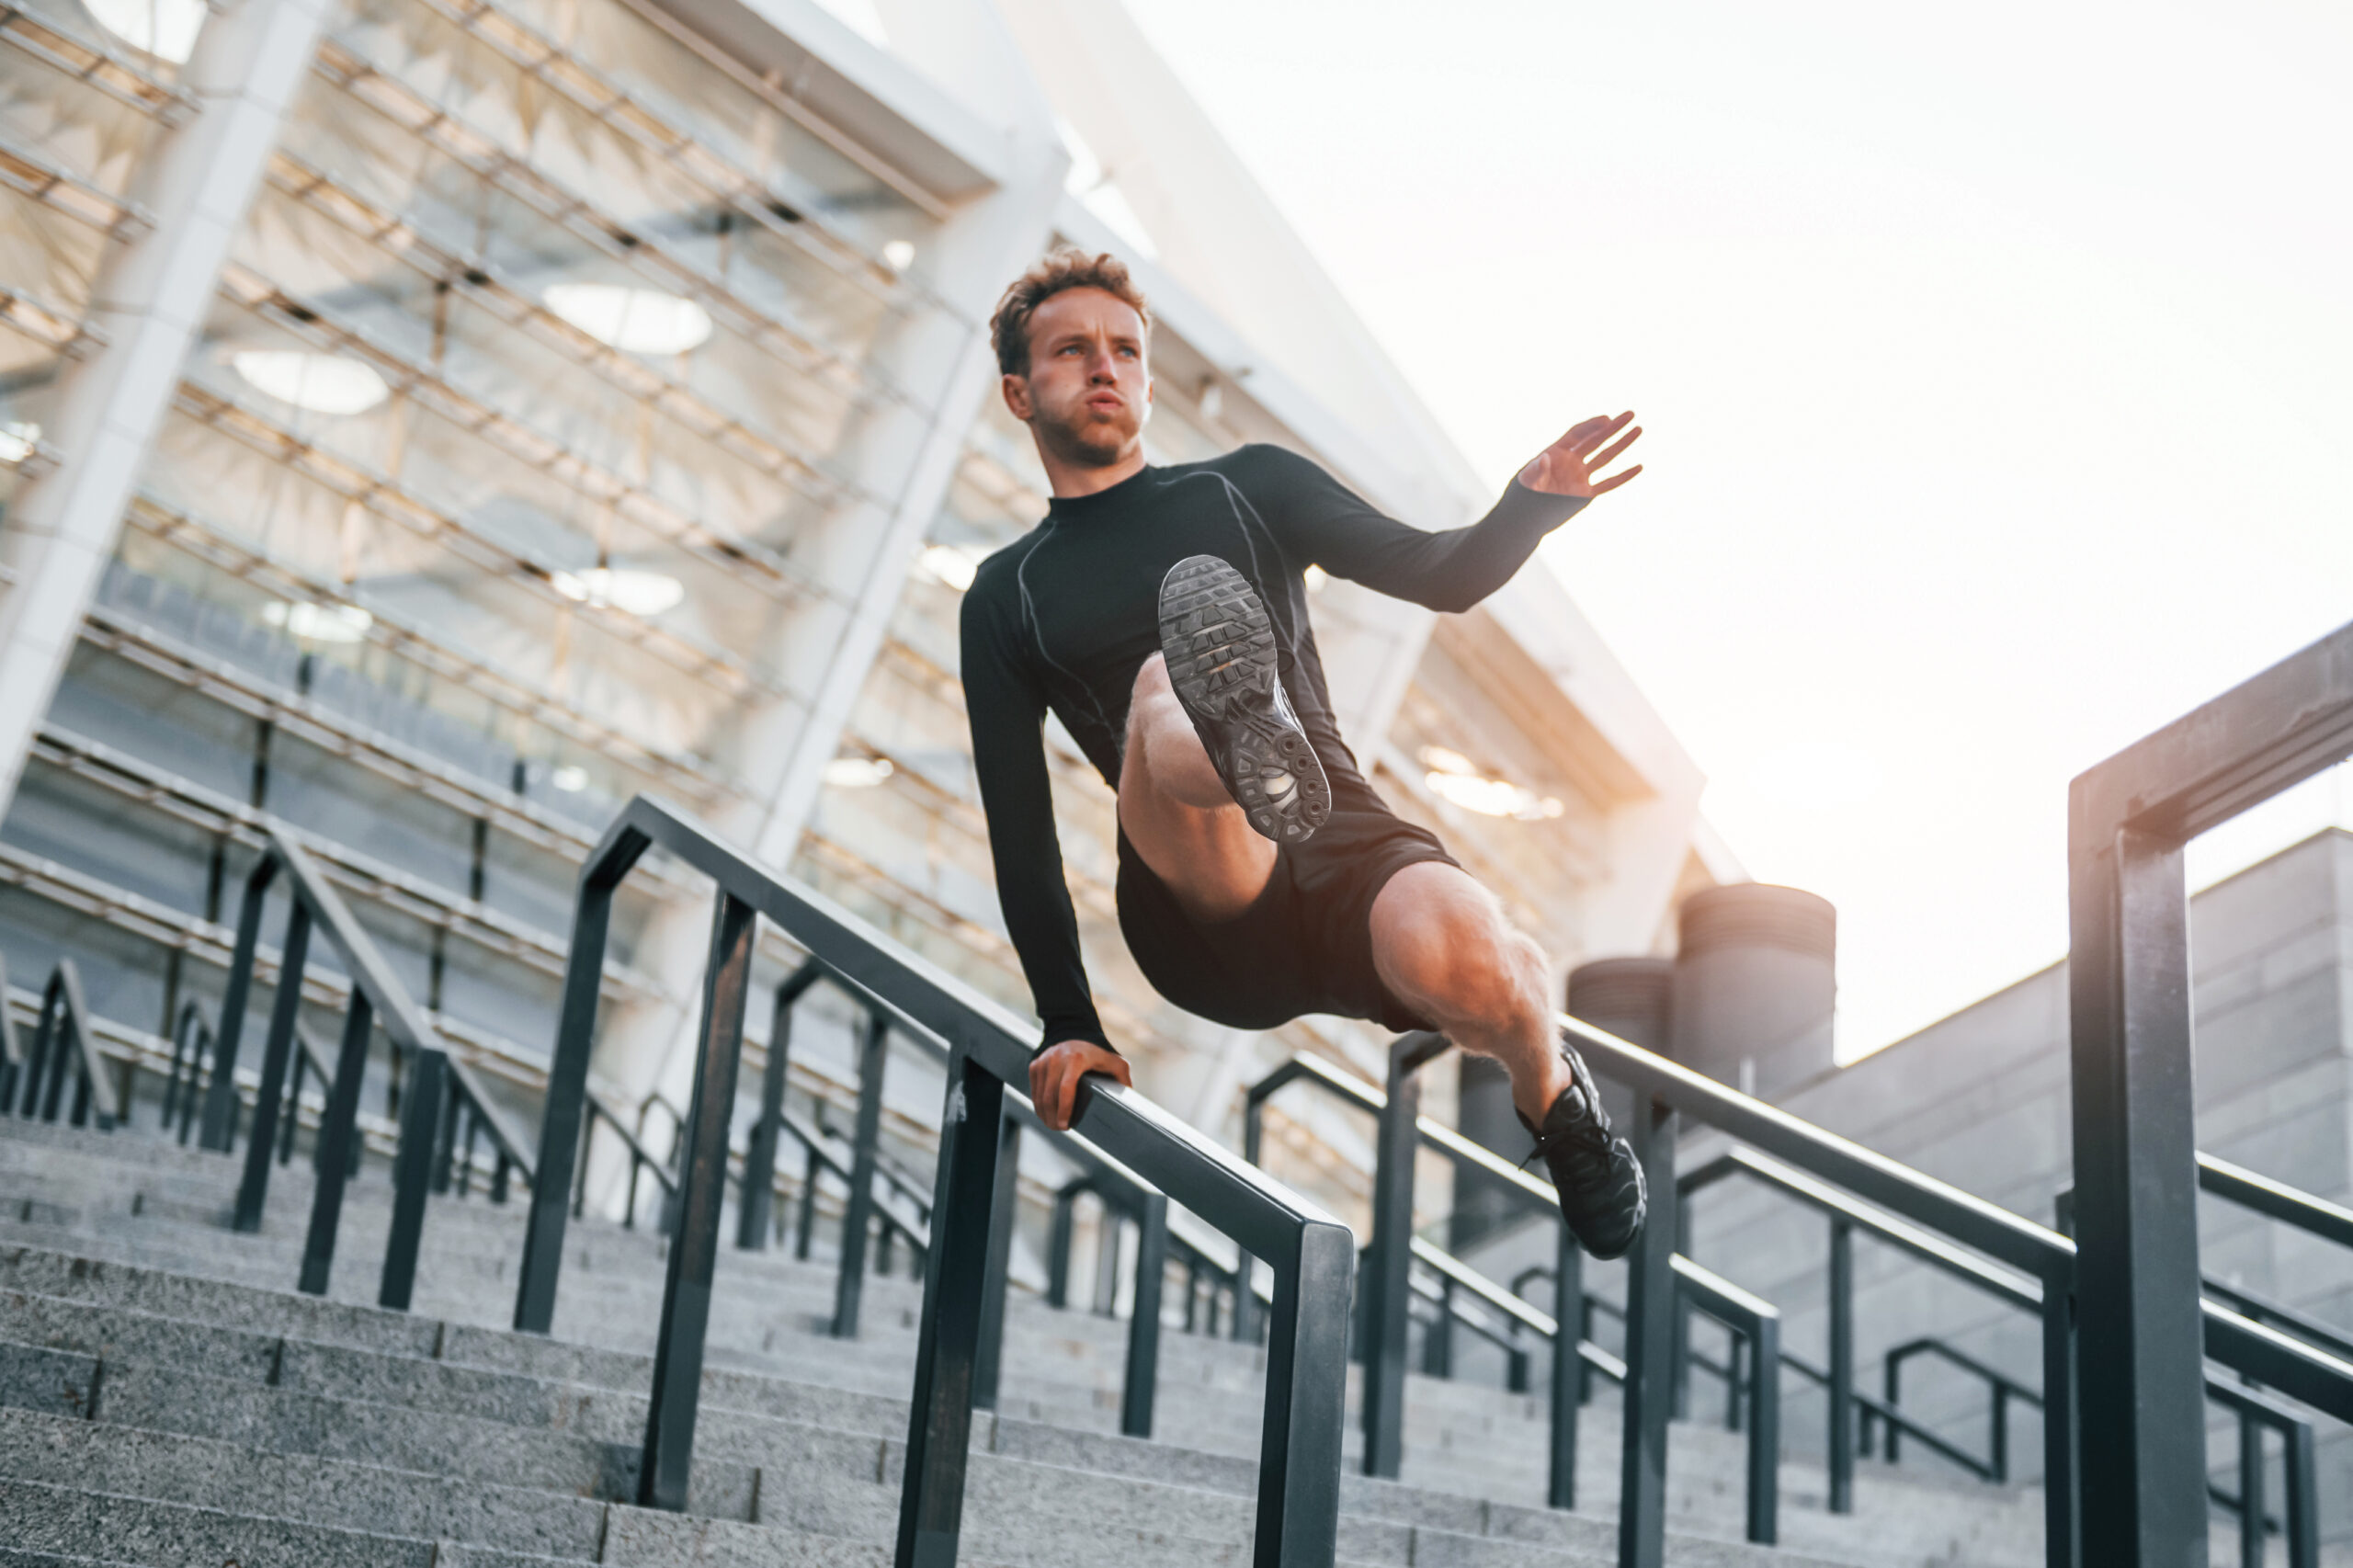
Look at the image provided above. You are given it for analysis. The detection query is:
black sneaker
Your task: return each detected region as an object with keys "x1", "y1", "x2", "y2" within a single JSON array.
[
  {"x1": 1519, "y1": 1038, "x2": 1646, "y2": 1260},
  {"x1": 1156, "y1": 554, "x2": 1331, "y2": 845}
]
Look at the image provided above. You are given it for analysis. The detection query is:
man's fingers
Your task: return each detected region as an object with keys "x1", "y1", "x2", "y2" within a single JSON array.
[
  {"x1": 1563, "y1": 412, "x2": 1633, "y2": 457},
  {"x1": 1056, "y1": 1055, "x2": 1086, "y2": 1131},
  {"x1": 1588, "y1": 427, "x2": 1642, "y2": 469},
  {"x1": 1591, "y1": 464, "x2": 1643, "y2": 494}
]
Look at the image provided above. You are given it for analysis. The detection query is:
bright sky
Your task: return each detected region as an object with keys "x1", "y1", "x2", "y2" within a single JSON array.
[{"x1": 1120, "y1": 0, "x2": 2353, "y2": 1058}]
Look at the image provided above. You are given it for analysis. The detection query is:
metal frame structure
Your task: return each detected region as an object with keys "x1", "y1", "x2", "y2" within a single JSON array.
[
  {"x1": 197, "y1": 825, "x2": 529, "y2": 1308},
  {"x1": 511, "y1": 796, "x2": 1353, "y2": 1566},
  {"x1": 1569, "y1": 1009, "x2": 2353, "y2": 1568},
  {"x1": 2066, "y1": 618, "x2": 2353, "y2": 1561},
  {"x1": 7, "y1": 958, "x2": 116, "y2": 1130}
]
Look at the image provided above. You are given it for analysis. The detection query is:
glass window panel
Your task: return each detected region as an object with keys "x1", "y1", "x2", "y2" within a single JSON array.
[{"x1": 0, "y1": 47, "x2": 165, "y2": 194}]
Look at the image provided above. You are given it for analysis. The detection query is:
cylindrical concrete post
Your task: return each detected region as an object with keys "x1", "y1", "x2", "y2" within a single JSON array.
[
  {"x1": 1565, "y1": 955, "x2": 1673, "y2": 1133},
  {"x1": 1670, "y1": 885, "x2": 1836, "y2": 1099}
]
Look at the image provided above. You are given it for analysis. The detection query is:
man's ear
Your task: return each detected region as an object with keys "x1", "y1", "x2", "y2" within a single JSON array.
[{"x1": 1000, "y1": 372, "x2": 1032, "y2": 423}]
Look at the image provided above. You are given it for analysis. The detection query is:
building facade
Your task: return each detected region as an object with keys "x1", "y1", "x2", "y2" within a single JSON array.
[{"x1": 0, "y1": 0, "x2": 1723, "y2": 1230}]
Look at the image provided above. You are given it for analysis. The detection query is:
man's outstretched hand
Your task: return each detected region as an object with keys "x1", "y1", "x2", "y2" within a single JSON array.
[
  {"x1": 1518, "y1": 411, "x2": 1643, "y2": 499},
  {"x1": 1030, "y1": 1040, "x2": 1133, "y2": 1131}
]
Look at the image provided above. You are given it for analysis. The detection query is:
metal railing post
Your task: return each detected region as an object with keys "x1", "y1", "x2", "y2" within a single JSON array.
[
  {"x1": 200, "y1": 858, "x2": 278, "y2": 1151},
  {"x1": 1251, "y1": 1208, "x2": 1354, "y2": 1568},
  {"x1": 895, "y1": 1045, "x2": 1006, "y2": 1568},
  {"x1": 638, "y1": 890, "x2": 756, "y2": 1510},
  {"x1": 1616, "y1": 1095, "x2": 1677, "y2": 1568},
  {"x1": 1669, "y1": 1199, "x2": 1693, "y2": 1419},
  {"x1": 1047, "y1": 1179, "x2": 1083, "y2": 1307},
  {"x1": 972, "y1": 1108, "x2": 1019, "y2": 1412},
  {"x1": 233, "y1": 903, "x2": 311, "y2": 1232},
  {"x1": 1234, "y1": 1088, "x2": 1267, "y2": 1345},
  {"x1": 1989, "y1": 1382, "x2": 2010, "y2": 1483},
  {"x1": 738, "y1": 964, "x2": 814, "y2": 1250},
  {"x1": 1359, "y1": 1032, "x2": 1428, "y2": 1479},
  {"x1": 1549, "y1": 1225, "x2": 1581, "y2": 1511},
  {"x1": 2040, "y1": 1258, "x2": 2079, "y2": 1568},
  {"x1": 2236, "y1": 1410, "x2": 2264, "y2": 1568},
  {"x1": 2281, "y1": 1408, "x2": 2319, "y2": 1568},
  {"x1": 794, "y1": 1142, "x2": 819, "y2": 1260},
  {"x1": 1827, "y1": 1216, "x2": 1855, "y2": 1514},
  {"x1": 1745, "y1": 1310, "x2": 1780, "y2": 1545},
  {"x1": 1122, "y1": 1190, "x2": 1167, "y2": 1437},
  {"x1": 831, "y1": 1008, "x2": 889, "y2": 1338},
  {"x1": 1424, "y1": 1276, "x2": 1455, "y2": 1379},
  {"x1": 380, "y1": 1047, "x2": 445, "y2": 1311},
  {"x1": 513, "y1": 817, "x2": 644, "y2": 1335},
  {"x1": 1882, "y1": 1348, "x2": 1904, "y2": 1465},
  {"x1": 298, "y1": 993, "x2": 372, "y2": 1295}
]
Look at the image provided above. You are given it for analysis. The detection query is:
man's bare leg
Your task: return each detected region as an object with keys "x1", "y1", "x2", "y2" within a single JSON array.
[
  {"x1": 1368, "y1": 862, "x2": 1570, "y2": 1120},
  {"x1": 1118, "y1": 653, "x2": 1276, "y2": 921},
  {"x1": 1370, "y1": 861, "x2": 1645, "y2": 1256}
]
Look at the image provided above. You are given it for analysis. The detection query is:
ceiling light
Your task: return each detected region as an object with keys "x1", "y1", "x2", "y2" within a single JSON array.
[
  {"x1": 0, "y1": 421, "x2": 39, "y2": 464},
  {"x1": 1418, "y1": 744, "x2": 1563, "y2": 821},
  {"x1": 881, "y1": 240, "x2": 915, "y2": 273},
  {"x1": 551, "y1": 765, "x2": 589, "y2": 792},
  {"x1": 551, "y1": 566, "x2": 686, "y2": 617},
  {"x1": 1302, "y1": 564, "x2": 1328, "y2": 595},
  {"x1": 82, "y1": 0, "x2": 205, "y2": 62},
  {"x1": 918, "y1": 543, "x2": 979, "y2": 592},
  {"x1": 231, "y1": 351, "x2": 391, "y2": 415},
  {"x1": 823, "y1": 756, "x2": 894, "y2": 789},
  {"x1": 262, "y1": 601, "x2": 373, "y2": 642},
  {"x1": 542, "y1": 284, "x2": 712, "y2": 355}
]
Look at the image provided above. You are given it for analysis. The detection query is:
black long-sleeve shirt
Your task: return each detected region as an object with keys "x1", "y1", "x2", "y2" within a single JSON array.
[{"x1": 959, "y1": 443, "x2": 1587, "y2": 1052}]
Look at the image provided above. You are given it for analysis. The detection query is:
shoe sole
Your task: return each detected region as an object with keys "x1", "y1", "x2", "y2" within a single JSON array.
[{"x1": 1156, "y1": 555, "x2": 1332, "y2": 844}]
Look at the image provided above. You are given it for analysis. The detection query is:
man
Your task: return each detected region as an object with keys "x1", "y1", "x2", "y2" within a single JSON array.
[{"x1": 961, "y1": 249, "x2": 1648, "y2": 1258}]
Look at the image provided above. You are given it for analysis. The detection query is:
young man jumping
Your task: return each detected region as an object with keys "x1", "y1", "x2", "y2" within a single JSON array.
[{"x1": 962, "y1": 250, "x2": 1649, "y2": 1258}]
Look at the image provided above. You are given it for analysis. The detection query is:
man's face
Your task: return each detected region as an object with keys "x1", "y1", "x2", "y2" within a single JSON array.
[{"x1": 1003, "y1": 287, "x2": 1151, "y2": 468}]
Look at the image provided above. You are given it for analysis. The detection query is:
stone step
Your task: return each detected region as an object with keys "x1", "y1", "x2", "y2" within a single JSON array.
[{"x1": 0, "y1": 1235, "x2": 2045, "y2": 1562}]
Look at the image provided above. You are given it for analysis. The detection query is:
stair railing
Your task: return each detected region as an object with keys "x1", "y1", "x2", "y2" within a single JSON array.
[
  {"x1": 2207, "y1": 1380, "x2": 2321, "y2": 1568},
  {"x1": 201, "y1": 825, "x2": 470, "y2": 1309},
  {"x1": 512, "y1": 795, "x2": 1354, "y2": 1568},
  {"x1": 1242, "y1": 1045, "x2": 1779, "y2": 1535},
  {"x1": 1856, "y1": 1328, "x2": 2319, "y2": 1568},
  {"x1": 1574, "y1": 1013, "x2": 2353, "y2": 1568},
  {"x1": 9, "y1": 958, "x2": 117, "y2": 1131},
  {"x1": 160, "y1": 998, "x2": 211, "y2": 1142},
  {"x1": 579, "y1": 1089, "x2": 676, "y2": 1226},
  {"x1": 0, "y1": 953, "x2": 17, "y2": 1110}
]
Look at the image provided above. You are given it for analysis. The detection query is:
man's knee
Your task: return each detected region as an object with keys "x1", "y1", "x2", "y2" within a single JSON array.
[{"x1": 1379, "y1": 878, "x2": 1545, "y2": 1028}]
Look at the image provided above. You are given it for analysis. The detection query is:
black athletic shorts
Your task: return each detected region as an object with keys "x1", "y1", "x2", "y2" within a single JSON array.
[{"x1": 1115, "y1": 801, "x2": 1461, "y2": 1034}]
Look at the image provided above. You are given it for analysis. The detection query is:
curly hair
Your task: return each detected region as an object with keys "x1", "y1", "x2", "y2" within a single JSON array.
[{"x1": 989, "y1": 247, "x2": 1152, "y2": 379}]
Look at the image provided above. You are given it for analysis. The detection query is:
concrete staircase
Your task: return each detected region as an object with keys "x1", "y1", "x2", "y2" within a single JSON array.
[{"x1": 0, "y1": 1115, "x2": 2054, "y2": 1567}]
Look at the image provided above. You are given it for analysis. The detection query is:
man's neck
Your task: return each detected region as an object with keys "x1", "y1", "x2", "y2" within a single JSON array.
[{"x1": 1040, "y1": 444, "x2": 1147, "y2": 499}]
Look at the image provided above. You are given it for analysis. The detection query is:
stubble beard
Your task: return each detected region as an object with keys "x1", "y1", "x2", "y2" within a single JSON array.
[{"x1": 1037, "y1": 397, "x2": 1139, "y2": 472}]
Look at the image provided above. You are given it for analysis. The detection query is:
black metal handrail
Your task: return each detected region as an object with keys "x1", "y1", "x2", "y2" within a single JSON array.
[
  {"x1": 9, "y1": 958, "x2": 117, "y2": 1131},
  {"x1": 580, "y1": 1088, "x2": 676, "y2": 1226},
  {"x1": 2200, "y1": 1153, "x2": 2353, "y2": 1251},
  {"x1": 0, "y1": 953, "x2": 18, "y2": 1111},
  {"x1": 1572, "y1": 1010, "x2": 2353, "y2": 1568},
  {"x1": 200, "y1": 825, "x2": 462, "y2": 1310},
  {"x1": 1857, "y1": 1327, "x2": 2319, "y2": 1565},
  {"x1": 1244, "y1": 1045, "x2": 1785, "y2": 1539},
  {"x1": 512, "y1": 795, "x2": 1353, "y2": 1566},
  {"x1": 2064, "y1": 618, "x2": 2353, "y2": 1560},
  {"x1": 159, "y1": 998, "x2": 210, "y2": 1142},
  {"x1": 2208, "y1": 1379, "x2": 2321, "y2": 1568}
]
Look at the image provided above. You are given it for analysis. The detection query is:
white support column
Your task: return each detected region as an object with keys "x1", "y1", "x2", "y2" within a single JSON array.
[
  {"x1": 0, "y1": 0, "x2": 338, "y2": 817},
  {"x1": 745, "y1": 132, "x2": 1065, "y2": 868}
]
